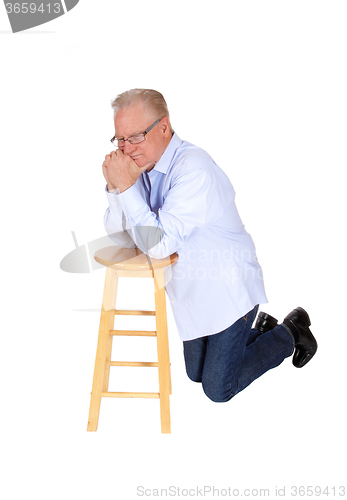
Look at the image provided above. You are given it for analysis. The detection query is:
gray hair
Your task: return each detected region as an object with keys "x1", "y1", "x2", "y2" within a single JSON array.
[{"x1": 111, "y1": 89, "x2": 174, "y2": 133}]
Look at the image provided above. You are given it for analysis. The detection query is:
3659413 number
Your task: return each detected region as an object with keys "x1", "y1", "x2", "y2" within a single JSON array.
[{"x1": 5, "y1": 3, "x2": 62, "y2": 14}]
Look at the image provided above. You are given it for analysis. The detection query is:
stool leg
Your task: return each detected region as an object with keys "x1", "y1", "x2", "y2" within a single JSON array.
[
  {"x1": 153, "y1": 268, "x2": 171, "y2": 433},
  {"x1": 87, "y1": 267, "x2": 118, "y2": 431},
  {"x1": 102, "y1": 334, "x2": 113, "y2": 393}
]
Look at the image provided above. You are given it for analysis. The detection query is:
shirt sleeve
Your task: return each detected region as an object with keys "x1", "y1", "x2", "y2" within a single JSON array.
[
  {"x1": 103, "y1": 185, "x2": 137, "y2": 249},
  {"x1": 119, "y1": 158, "x2": 224, "y2": 259}
]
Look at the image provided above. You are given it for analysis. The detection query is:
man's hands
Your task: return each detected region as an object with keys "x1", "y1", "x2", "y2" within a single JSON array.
[{"x1": 102, "y1": 149, "x2": 154, "y2": 193}]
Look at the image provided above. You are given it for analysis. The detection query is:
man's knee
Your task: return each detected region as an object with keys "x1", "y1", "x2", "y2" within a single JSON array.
[
  {"x1": 202, "y1": 381, "x2": 236, "y2": 403},
  {"x1": 187, "y1": 373, "x2": 203, "y2": 383},
  {"x1": 185, "y1": 365, "x2": 203, "y2": 383}
]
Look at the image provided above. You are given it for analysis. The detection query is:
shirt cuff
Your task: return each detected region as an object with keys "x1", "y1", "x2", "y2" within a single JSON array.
[
  {"x1": 119, "y1": 182, "x2": 149, "y2": 220},
  {"x1": 105, "y1": 185, "x2": 122, "y2": 210}
]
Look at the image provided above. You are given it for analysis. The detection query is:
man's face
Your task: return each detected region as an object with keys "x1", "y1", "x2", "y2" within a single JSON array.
[{"x1": 114, "y1": 103, "x2": 171, "y2": 170}]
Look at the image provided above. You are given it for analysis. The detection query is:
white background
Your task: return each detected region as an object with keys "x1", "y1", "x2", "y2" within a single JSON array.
[{"x1": 1, "y1": 1, "x2": 346, "y2": 498}]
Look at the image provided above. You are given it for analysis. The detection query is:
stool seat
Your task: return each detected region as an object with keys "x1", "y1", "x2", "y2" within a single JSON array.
[
  {"x1": 94, "y1": 246, "x2": 178, "y2": 270},
  {"x1": 87, "y1": 246, "x2": 177, "y2": 434}
]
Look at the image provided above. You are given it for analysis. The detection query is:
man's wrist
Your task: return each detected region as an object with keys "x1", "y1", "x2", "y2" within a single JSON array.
[
  {"x1": 115, "y1": 181, "x2": 136, "y2": 194},
  {"x1": 107, "y1": 183, "x2": 118, "y2": 193}
]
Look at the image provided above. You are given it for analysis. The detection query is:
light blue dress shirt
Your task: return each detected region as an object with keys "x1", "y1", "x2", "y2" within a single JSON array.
[{"x1": 104, "y1": 133, "x2": 268, "y2": 341}]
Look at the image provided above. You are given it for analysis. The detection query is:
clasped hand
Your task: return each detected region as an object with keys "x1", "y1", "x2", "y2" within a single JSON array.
[{"x1": 102, "y1": 149, "x2": 154, "y2": 193}]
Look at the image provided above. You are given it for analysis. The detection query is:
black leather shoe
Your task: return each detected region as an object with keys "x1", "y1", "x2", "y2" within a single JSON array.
[
  {"x1": 255, "y1": 312, "x2": 278, "y2": 333},
  {"x1": 283, "y1": 307, "x2": 317, "y2": 368}
]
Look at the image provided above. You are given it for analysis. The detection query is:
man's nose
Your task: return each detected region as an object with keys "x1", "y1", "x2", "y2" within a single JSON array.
[{"x1": 122, "y1": 140, "x2": 136, "y2": 154}]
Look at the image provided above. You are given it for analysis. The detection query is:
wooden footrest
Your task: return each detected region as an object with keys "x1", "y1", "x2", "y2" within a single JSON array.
[
  {"x1": 110, "y1": 330, "x2": 157, "y2": 337},
  {"x1": 101, "y1": 392, "x2": 160, "y2": 399},
  {"x1": 110, "y1": 361, "x2": 158, "y2": 367},
  {"x1": 114, "y1": 310, "x2": 156, "y2": 316}
]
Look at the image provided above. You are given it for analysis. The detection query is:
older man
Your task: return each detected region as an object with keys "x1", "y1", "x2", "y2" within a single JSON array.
[{"x1": 102, "y1": 89, "x2": 317, "y2": 403}]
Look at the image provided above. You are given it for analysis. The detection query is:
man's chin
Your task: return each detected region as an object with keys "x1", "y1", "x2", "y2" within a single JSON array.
[
  {"x1": 131, "y1": 157, "x2": 143, "y2": 167},
  {"x1": 132, "y1": 156, "x2": 155, "y2": 171}
]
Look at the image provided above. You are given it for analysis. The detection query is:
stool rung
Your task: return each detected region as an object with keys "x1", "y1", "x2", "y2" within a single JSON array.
[
  {"x1": 114, "y1": 309, "x2": 156, "y2": 316},
  {"x1": 110, "y1": 361, "x2": 158, "y2": 367},
  {"x1": 110, "y1": 330, "x2": 157, "y2": 337},
  {"x1": 101, "y1": 392, "x2": 159, "y2": 399}
]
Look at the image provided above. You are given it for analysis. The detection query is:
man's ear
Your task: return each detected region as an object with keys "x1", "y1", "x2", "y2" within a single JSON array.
[{"x1": 160, "y1": 117, "x2": 171, "y2": 137}]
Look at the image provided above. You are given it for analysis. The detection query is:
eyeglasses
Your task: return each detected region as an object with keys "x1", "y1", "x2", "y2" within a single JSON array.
[{"x1": 110, "y1": 118, "x2": 161, "y2": 148}]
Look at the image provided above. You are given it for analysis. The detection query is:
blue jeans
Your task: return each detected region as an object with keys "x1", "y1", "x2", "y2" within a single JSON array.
[{"x1": 183, "y1": 306, "x2": 294, "y2": 402}]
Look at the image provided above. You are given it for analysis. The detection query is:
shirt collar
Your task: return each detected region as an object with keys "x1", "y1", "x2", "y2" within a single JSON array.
[{"x1": 150, "y1": 133, "x2": 183, "y2": 174}]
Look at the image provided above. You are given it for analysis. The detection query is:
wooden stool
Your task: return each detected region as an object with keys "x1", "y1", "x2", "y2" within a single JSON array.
[{"x1": 87, "y1": 246, "x2": 178, "y2": 434}]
